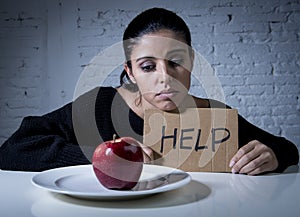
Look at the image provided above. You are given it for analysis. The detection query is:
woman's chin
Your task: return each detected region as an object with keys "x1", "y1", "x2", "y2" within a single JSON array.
[
  {"x1": 156, "y1": 101, "x2": 179, "y2": 112},
  {"x1": 143, "y1": 94, "x2": 185, "y2": 112}
]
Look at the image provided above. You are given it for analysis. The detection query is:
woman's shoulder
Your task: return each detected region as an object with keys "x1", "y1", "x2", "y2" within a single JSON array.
[
  {"x1": 73, "y1": 86, "x2": 117, "y2": 104},
  {"x1": 72, "y1": 86, "x2": 117, "y2": 115},
  {"x1": 74, "y1": 86, "x2": 116, "y2": 100}
]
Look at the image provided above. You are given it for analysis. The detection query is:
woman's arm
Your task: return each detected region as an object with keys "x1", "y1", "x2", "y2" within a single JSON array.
[
  {"x1": 0, "y1": 103, "x2": 89, "y2": 171},
  {"x1": 230, "y1": 115, "x2": 299, "y2": 175}
]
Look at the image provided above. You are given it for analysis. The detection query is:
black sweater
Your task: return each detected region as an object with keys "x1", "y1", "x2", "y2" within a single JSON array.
[{"x1": 0, "y1": 87, "x2": 298, "y2": 172}]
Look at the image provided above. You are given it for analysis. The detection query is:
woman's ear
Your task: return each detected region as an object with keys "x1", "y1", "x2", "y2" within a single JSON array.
[{"x1": 124, "y1": 63, "x2": 136, "y2": 83}]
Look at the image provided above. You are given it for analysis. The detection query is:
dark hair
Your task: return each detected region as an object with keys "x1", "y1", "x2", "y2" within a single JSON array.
[{"x1": 120, "y1": 8, "x2": 192, "y2": 91}]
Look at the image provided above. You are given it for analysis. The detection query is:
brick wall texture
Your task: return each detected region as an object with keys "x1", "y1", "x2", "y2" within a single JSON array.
[{"x1": 0, "y1": 0, "x2": 299, "y2": 155}]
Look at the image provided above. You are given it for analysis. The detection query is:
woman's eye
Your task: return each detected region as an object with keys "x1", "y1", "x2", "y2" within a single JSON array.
[
  {"x1": 141, "y1": 64, "x2": 156, "y2": 72},
  {"x1": 169, "y1": 59, "x2": 184, "y2": 67}
]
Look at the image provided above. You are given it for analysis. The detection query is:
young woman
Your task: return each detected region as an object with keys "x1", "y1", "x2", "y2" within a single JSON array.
[{"x1": 0, "y1": 8, "x2": 298, "y2": 175}]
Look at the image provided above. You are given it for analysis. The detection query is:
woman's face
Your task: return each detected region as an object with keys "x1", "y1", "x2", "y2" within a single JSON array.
[{"x1": 125, "y1": 30, "x2": 193, "y2": 111}]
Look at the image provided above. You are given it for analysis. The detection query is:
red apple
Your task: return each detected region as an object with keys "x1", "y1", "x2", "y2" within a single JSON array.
[{"x1": 92, "y1": 135, "x2": 144, "y2": 190}]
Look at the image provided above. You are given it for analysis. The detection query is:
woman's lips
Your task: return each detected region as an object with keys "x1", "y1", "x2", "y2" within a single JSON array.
[{"x1": 156, "y1": 90, "x2": 178, "y2": 99}]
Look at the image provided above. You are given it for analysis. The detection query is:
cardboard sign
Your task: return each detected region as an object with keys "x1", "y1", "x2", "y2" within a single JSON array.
[{"x1": 143, "y1": 108, "x2": 238, "y2": 172}]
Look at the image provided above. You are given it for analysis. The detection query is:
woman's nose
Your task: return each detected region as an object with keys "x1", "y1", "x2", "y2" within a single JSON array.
[{"x1": 158, "y1": 60, "x2": 173, "y2": 83}]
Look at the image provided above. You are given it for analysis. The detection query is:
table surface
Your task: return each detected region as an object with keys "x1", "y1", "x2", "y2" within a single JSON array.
[{"x1": 1, "y1": 165, "x2": 300, "y2": 217}]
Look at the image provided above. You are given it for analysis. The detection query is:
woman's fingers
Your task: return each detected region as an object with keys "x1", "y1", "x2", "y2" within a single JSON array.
[
  {"x1": 141, "y1": 146, "x2": 154, "y2": 163},
  {"x1": 134, "y1": 140, "x2": 154, "y2": 163},
  {"x1": 230, "y1": 140, "x2": 257, "y2": 173},
  {"x1": 229, "y1": 140, "x2": 278, "y2": 175},
  {"x1": 141, "y1": 139, "x2": 278, "y2": 175}
]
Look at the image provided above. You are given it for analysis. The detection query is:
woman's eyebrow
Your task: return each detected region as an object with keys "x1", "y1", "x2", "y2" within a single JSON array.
[
  {"x1": 135, "y1": 49, "x2": 187, "y2": 62},
  {"x1": 135, "y1": 56, "x2": 156, "y2": 62}
]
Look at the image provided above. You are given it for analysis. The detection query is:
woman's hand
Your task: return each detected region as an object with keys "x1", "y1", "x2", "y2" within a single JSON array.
[
  {"x1": 138, "y1": 143, "x2": 154, "y2": 163},
  {"x1": 229, "y1": 140, "x2": 278, "y2": 175}
]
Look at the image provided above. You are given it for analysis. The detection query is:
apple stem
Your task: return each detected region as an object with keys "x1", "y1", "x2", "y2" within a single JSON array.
[{"x1": 113, "y1": 134, "x2": 116, "y2": 143}]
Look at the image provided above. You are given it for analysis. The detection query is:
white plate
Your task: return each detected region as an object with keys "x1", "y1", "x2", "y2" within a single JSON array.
[{"x1": 32, "y1": 164, "x2": 191, "y2": 200}]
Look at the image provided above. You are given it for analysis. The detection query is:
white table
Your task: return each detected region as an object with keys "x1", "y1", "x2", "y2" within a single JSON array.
[{"x1": 1, "y1": 166, "x2": 299, "y2": 217}]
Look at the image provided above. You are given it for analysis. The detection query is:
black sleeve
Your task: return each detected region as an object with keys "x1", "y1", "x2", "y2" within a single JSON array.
[
  {"x1": 238, "y1": 114, "x2": 299, "y2": 173},
  {"x1": 0, "y1": 103, "x2": 90, "y2": 172}
]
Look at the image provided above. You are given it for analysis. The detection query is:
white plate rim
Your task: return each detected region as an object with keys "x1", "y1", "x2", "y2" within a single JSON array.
[{"x1": 31, "y1": 164, "x2": 191, "y2": 200}]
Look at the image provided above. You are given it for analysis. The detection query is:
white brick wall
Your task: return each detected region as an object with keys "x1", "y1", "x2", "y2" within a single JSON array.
[{"x1": 0, "y1": 0, "x2": 299, "y2": 155}]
